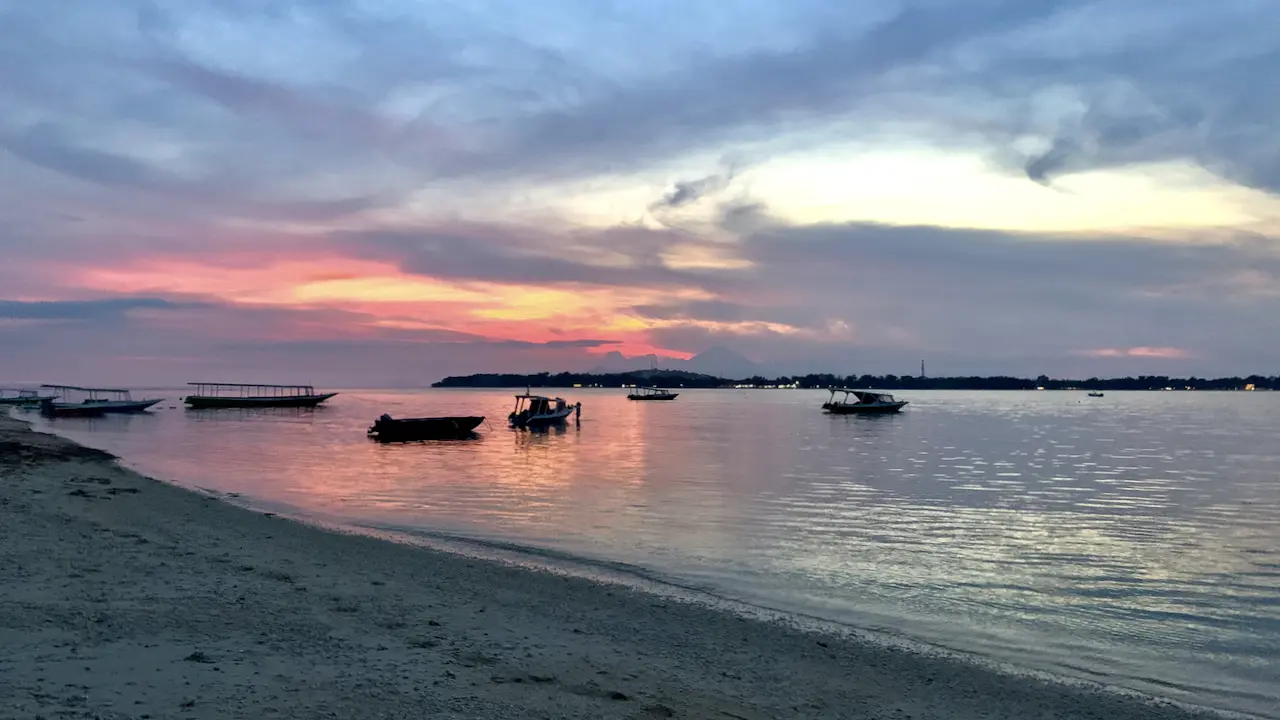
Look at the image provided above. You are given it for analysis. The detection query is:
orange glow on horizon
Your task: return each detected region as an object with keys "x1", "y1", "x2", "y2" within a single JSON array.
[{"x1": 70, "y1": 252, "x2": 738, "y2": 358}]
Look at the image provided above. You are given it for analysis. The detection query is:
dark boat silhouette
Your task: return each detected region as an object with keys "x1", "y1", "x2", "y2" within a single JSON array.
[
  {"x1": 183, "y1": 383, "x2": 336, "y2": 409},
  {"x1": 367, "y1": 414, "x2": 484, "y2": 442}
]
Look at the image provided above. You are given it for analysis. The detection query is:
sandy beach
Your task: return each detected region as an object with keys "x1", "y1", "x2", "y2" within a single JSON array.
[{"x1": 0, "y1": 413, "x2": 1231, "y2": 720}]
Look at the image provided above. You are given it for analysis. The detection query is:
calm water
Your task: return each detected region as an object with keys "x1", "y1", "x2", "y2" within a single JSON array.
[{"x1": 23, "y1": 389, "x2": 1280, "y2": 716}]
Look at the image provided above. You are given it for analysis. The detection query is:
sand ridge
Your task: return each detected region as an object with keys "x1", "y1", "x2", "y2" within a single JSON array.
[{"x1": 0, "y1": 414, "x2": 1232, "y2": 719}]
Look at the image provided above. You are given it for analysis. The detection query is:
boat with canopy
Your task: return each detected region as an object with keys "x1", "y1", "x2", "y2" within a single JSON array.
[
  {"x1": 626, "y1": 387, "x2": 679, "y2": 401},
  {"x1": 821, "y1": 388, "x2": 908, "y2": 414},
  {"x1": 508, "y1": 393, "x2": 578, "y2": 428},
  {"x1": 37, "y1": 385, "x2": 163, "y2": 417},
  {"x1": 0, "y1": 389, "x2": 56, "y2": 407},
  {"x1": 183, "y1": 383, "x2": 337, "y2": 409}
]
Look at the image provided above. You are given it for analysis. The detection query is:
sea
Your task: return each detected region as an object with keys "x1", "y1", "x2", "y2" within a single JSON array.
[{"x1": 20, "y1": 388, "x2": 1280, "y2": 717}]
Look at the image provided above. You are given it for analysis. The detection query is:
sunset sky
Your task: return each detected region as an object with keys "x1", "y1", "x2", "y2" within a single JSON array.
[{"x1": 2, "y1": 0, "x2": 1279, "y2": 385}]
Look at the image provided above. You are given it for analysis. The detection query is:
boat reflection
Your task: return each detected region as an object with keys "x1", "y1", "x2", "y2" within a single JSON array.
[
  {"x1": 185, "y1": 406, "x2": 327, "y2": 422},
  {"x1": 370, "y1": 431, "x2": 483, "y2": 445}
]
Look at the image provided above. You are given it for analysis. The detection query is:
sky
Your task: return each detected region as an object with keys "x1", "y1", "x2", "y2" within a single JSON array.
[{"x1": 2, "y1": 0, "x2": 1279, "y2": 385}]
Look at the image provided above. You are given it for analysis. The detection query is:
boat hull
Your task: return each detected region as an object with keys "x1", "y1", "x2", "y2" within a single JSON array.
[
  {"x1": 627, "y1": 394, "x2": 678, "y2": 401},
  {"x1": 39, "y1": 398, "x2": 161, "y2": 417},
  {"x1": 0, "y1": 395, "x2": 56, "y2": 406},
  {"x1": 509, "y1": 409, "x2": 574, "y2": 428},
  {"x1": 368, "y1": 416, "x2": 484, "y2": 442},
  {"x1": 40, "y1": 402, "x2": 106, "y2": 418},
  {"x1": 184, "y1": 393, "x2": 337, "y2": 409},
  {"x1": 822, "y1": 401, "x2": 907, "y2": 414},
  {"x1": 96, "y1": 399, "x2": 163, "y2": 413}
]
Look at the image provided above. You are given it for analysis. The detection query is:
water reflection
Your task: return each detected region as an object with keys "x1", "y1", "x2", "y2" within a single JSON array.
[
  {"x1": 185, "y1": 406, "x2": 328, "y2": 421},
  {"x1": 25, "y1": 389, "x2": 1280, "y2": 717}
]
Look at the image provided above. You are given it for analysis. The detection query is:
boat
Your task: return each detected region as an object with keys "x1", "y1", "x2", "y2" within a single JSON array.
[
  {"x1": 183, "y1": 383, "x2": 337, "y2": 409},
  {"x1": 508, "y1": 393, "x2": 579, "y2": 428},
  {"x1": 627, "y1": 386, "x2": 678, "y2": 401},
  {"x1": 0, "y1": 389, "x2": 56, "y2": 407},
  {"x1": 821, "y1": 388, "x2": 908, "y2": 414},
  {"x1": 1087, "y1": 391, "x2": 1104, "y2": 397},
  {"x1": 38, "y1": 385, "x2": 163, "y2": 417},
  {"x1": 38, "y1": 399, "x2": 107, "y2": 418},
  {"x1": 367, "y1": 414, "x2": 484, "y2": 442}
]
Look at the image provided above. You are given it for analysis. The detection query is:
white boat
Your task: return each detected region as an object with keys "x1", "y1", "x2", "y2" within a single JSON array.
[
  {"x1": 508, "y1": 393, "x2": 579, "y2": 428},
  {"x1": 627, "y1": 386, "x2": 678, "y2": 401},
  {"x1": 821, "y1": 388, "x2": 908, "y2": 414}
]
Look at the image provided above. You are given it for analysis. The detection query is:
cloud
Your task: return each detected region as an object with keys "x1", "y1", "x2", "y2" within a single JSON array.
[
  {"x1": 536, "y1": 339, "x2": 621, "y2": 349},
  {"x1": 3, "y1": 0, "x2": 1280, "y2": 383},
  {"x1": 1079, "y1": 347, "x2": 1192, "y2": 359},
  {"x1": 649, "y1": 158, "x2": 745, "y2": 212},
  {"x1": 331, "y1": 222, "x2": 738, "y2": 292},
  {"x1": 635, "y1": 210, "x2": 1280, "y2": 373},
  {"x1": 0, "y1": 297, "x2": 200, "y2": 321}
]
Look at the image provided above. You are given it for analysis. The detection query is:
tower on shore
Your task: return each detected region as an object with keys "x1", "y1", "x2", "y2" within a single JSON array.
[{"x1": 920, "y1": 359, "x2": 926, "y2": 379}]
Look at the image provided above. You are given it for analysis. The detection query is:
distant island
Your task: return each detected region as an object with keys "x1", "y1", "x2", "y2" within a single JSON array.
[{"x1": 434, "y1": 370, "x2": 1279, "y2": 391}]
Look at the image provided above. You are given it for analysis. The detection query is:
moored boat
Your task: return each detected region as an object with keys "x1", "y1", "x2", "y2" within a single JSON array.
[
  {"x1": 183, "y1": 383, "x2": 337, "y2": 409},
  {"x1": 38, "y1": 385, "x2": 163, "y2": 416},
  {"x1": 0, "y1": 389, "x2": 56, "y2": 407},
  {"x1": 1087, "y1": 391, "x2": 1104, "y2": 397},
  {"x1": 509, "y1": 393, "x2": 579, "y2": 428},
  {"x1": 821, "y1": 388, "x2": 908, "y2": 414},
  {"x1": 368, "y1": 414, "x2": 484, "y2": 442},
  {"x1": 627, "y1": 386, "x2": 678, "y2": 401}
]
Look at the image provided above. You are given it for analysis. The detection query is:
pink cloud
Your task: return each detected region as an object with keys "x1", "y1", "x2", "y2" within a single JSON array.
[{"x1": 1079, "y1": 346, "x2": 1192, "y2": 359}]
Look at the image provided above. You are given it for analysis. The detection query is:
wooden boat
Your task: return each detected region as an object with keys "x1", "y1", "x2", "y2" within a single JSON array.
[
  {"x1": 509, "y1": 393, "x2": 578, "y2": 428},
  {"x1": 0, "y1": 389, "x2": 56, "y2": 406},
  {"x1": 38, "y1": 385, "x2": 163, "y2": 416},
  {"x1": 38, "y1": 399, "x2": 107, "y2": 418},
  {"x1": 822, "y1": 388, "x2": 908, "y2": 414},
  {"x1": 1087, "y1": 391, "x2": 1104, "y2": 397},
  {"x1": 627, "y1": 386, "x2": 678, "y2": 401},
  {"x1": 183, "y1": 383, "x2": 337, "y2": 409},
  {"x1": 367, "y1": 414, "x2": 484, "y2": 442}
]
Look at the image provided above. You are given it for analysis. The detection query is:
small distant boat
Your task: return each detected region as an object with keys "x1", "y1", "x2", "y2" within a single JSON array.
[
  {"x1": 183, "y1": 383, "x2": 337, "y2": 409},
  {"x1": 367, "y1": 414, "x2": 484, "y2": 442},
  {"x1": 38, "y1": 385, "x2": 163, "y2": 417},
  {"x1": 1088, "y1": 391, "x2": 1104, "y2": 397},
  {"x1": 509, "y1": 393, "x2": 579, "y2": 428},
  {"x1": 822, "y1": 388, "x2": 908, "y2": 414},
  {"x1": 627, "y1": 386, "x2": 678, "y2": 401},
  {"x1": 0, "y1": 389, "x2": 56, "y2": 407}
]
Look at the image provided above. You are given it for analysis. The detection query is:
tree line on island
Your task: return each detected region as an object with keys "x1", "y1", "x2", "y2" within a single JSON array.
[{"x1": 433, "y1": 371, "x2": 1279, "y2": 391}]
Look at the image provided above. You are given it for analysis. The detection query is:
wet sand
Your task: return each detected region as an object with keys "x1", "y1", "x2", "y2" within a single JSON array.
[{"x1": 0, "y1": 413, "x2": 1230, "y2": 719}]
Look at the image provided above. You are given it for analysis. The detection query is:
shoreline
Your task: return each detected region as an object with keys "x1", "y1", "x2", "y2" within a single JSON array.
[{"x1": 1, "y1": 413, "x2": 1245, "y2": 719}]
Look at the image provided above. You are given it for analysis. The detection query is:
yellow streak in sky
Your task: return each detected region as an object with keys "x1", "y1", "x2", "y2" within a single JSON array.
[
  {"x1": 292, "y1": 276, "x2": 490, "y2": 304},
  {"x1": 492, "y1": 143, "x2": 1278, "y2": 236},
  {"x1": 748, "y1": 149, "x2": 1276, "y2": 233}
]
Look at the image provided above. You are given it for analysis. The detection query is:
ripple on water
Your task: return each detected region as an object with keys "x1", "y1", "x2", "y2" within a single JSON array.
[{"x1": 25, "y1": 389, "x2": 1280, "y2": 717}]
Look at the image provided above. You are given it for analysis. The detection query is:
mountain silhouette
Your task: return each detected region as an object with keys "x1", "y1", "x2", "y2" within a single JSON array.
[{"x1": 591, "y1": 346, "x2": 760, "y2": 378}]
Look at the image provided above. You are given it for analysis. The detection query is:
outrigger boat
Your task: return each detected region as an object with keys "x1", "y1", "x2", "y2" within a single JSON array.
[
  {"x1": 183, "y1": 383, "x2": 337, "y2": 409},
  {"x1": 627, "y1": 386, "x2": 678, "y2": 401},
  {"x1": 0, "y1": 389, "x2": 56, "y2": 407},
  {"x1": 367, "y1": 414, "x2": 484, "y2": 442},
  {"x1": 38, "y1": 385, "x2": 163, "y2": 417},
  {"x1": 509, "y1": 393, "x2": 578, "y2": 428},
  {"x1": 822, "y1": 388, "x2": 908, "y2": 414}
]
